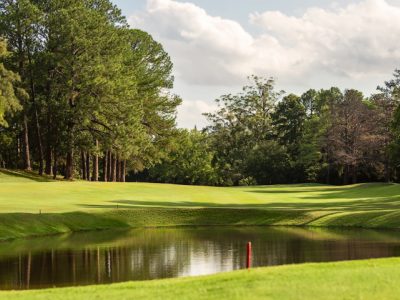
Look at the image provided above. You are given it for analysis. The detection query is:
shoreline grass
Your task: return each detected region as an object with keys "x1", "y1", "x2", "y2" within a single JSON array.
[
  {"x1": 2, "y1": 257, "x2": 400, "y2": 299},
  {"x1": 2, "y1": 207, "x2": 400, "y2": 242}
]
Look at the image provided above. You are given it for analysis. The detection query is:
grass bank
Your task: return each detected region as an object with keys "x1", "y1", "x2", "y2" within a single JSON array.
[
  {"x1": 2, "y1": 169, "x2": 400, "y2": 240},
  {"x1": 2, "y1": 257, "x2": 400, "y2": 299}
]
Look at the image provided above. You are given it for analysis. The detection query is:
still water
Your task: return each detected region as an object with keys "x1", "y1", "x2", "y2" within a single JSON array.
[{"x1": 1, "y1": 226, "x2": 400, "y2": 290}]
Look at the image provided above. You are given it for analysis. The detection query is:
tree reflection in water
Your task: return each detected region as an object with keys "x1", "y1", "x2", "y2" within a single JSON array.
[{"x1": 0, "y1": 226, "x2": 400, "y2": 290}]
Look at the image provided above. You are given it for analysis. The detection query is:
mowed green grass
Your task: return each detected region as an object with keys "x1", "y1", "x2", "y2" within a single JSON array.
[
  {"x1": 0, "y1": 169, "x2": 398, "y2": 213},
  {"x1": 2, "y1": 169, "x2": 400, "y2": 240},
  {"x1": 3, "y1": 258, "x2": 400, "y2": 300}
]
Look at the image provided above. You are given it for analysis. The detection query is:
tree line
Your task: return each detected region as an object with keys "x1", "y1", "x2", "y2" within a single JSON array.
[
  {"x1": 141, "y1": 74, "x2": 400, "y2": 186},
  {"x1": 2, "y1": 1, "x2": 400, "y2": 186},
  {"x1": 0, "y1": 0, "x2": 180, "y2": 181}
]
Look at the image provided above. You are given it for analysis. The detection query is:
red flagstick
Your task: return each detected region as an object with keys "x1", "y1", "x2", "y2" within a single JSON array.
[{"x1": 246, "y1": 242, "x2": 252, "y2": 269}]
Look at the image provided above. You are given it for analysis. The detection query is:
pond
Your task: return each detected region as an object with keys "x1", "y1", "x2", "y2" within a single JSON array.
[{"x1": 1, "y1": 226, "x2": 400, "y2": 290}]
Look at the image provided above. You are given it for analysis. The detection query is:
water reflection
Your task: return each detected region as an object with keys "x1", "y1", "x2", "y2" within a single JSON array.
[{"x1": 1, "y1": 226, "x2": 400, "y2": 290}]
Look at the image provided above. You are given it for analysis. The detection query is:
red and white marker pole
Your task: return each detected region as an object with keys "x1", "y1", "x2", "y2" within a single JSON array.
[{"x1": 246, "y1": 242, "x2": 252, "y2": 269}]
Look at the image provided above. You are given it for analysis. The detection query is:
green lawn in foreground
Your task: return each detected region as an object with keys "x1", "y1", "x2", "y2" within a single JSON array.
[
  {"x1": 2, "y1": 257, "x2": 400, "y2": 300},
  {"x1": 2, "y1": 169, "x2": 400, "y2": 240}
]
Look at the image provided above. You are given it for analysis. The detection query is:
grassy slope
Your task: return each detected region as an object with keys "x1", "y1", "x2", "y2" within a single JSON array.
[
  {"x1": 0, "y1": 169, "x2": 57, "y2": 182},
  {"x1": 2, "y1": 170, "x2": 400, "y2": 299},
  {"x1": 3, "y1": 257, "x2": 400, "y2": 300},
  {"x1": 2, "y1": 169, "x2": 400, "y2": 240}
]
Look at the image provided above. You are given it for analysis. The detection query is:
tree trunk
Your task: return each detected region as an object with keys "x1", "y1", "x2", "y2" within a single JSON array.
[
  {"x1": 384, "y1": 156, "x2": 391, "y2": 183},
  {"x1": 81, "y1": 151, "x2": 86, "y2": 180},
  {"x1": 17, "y1": 13, "x2": 31, "y2": 172},
  {"x1": 45, "y1": 146, "x2": 53, "y2": 176},
  {"x1": 116, "y1": 156, "x2": 120, "y2": 182},
  {"x1": 27, "y1": 253, "x2": 31, "y2": 289},
  {"x1": 65, "y1": 150, "x2": 74, "y2": 180},
  {"x1": 92, "y1": 140, "x2": 99, "y2": 182},
  {"x1": 343, "y1": 165, "x2": 349, "y2": 185},
  {"x1": 326, "y1": 162, "x2": 331, "y2": 185},
  {"x1": 107, "y1": 151, "x2": 112, "y2": 181},
  {"x1": 86, "y1": 151, "x2": 90, "y2": 181},
  {"x1": 17, "y1": 132, "x2": 21, "y2": 167},
  {"x1": 103, "y1": 151, "x2": 108, "y2": 182},
  {"x1": 52, "y1": 153, "x2": 58, "y2": 180},
  {"x1": 120, "y1": 160, "x2": 126, "y2": 182},
  {"x1": 28, "y1": 51, "x2": 44, "y2": 176},
  {"x1": 118, "y1": 160, "x2": 122, "y2": 182},
  {"x1": 45, "y1": 66, "x2": 54, "y2": 176},
  {"x1": 22, "y1": 115, "x2": 31, "y2": 171},
  {"x1": 111, "y1": 154, "x2": 117, "y2": 182},
  {"x1": 33, "y1": 104, "x2": 44, "y2": 175},
  {"x1": 352, "y1": 165, "x2": 357, "y2": 184}
]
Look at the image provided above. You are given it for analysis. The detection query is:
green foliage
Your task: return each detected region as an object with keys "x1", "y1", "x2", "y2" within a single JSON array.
[
  {"x1": 244, "y1": 141, "x2": 290, "y2": 184},
  {"x1": 0, "y1": 39, "x2": 21, "y2": 126},
  {"x1": 380, "y1": 70, "x2": 400, "y2": 180},
  {"x1": 0, "y1": 0, "x2": 180, "y2": 178},
  {"x1": 200, "y1": 77, "x2": 347, "y2": 185},
  {"x1": 204, "y1": 76, "x2": 283, "y2": 185},
  {"x1": 193, "y1": 80, "x2": 395, "y2": 185},
  {"x1": 297, "y1": 115, "x2": 325, "y2": 182},
  {"x1": 238, "y1": 176, "x2": 257, "y2": 186},
  {"x1": 125, "y1": 29, "x2": 181, "y2": 170},
  {"x1": 149, "y1": 129, "x2": 217, "y2": 185},
  {"x1": 300, "y1": 89, "x2": 318, "y2": 116},
  {"x1": 272, "y1": 94, "x2": 306, "y2": 150}
]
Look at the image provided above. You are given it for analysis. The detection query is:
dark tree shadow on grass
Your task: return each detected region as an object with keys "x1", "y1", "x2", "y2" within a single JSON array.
[
  {"x1": 78, "y1": 196, "x2": 400, "y2": 212},
  {"x1": 76, "y1": 182, "x2": 400, "y2": 215},
  {"x1": 0, "y1": 169, "x2": 53, "y2": 182}
]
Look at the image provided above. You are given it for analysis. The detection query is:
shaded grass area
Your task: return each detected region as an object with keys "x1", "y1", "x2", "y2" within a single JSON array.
[
  {"x1": 0, "y1": 169, "x2": 54, "y2": 182},
  {"x1": 2, "y1": 208, "x2": 400, "y2": 241},
  {"x1": 0, "y1": 211, "x2": 128, "y2": 241},
  {"x1": 0, "y1": 208, "x2": 319, "y2": 241},
  {"x1": 3, "y1": 257, "x2": 400, "y2": 299}
]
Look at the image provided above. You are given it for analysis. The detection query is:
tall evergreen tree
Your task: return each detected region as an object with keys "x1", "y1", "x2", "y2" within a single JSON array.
[{"x1": 0, "y1": 39, "x2": 21, "y2": 126}]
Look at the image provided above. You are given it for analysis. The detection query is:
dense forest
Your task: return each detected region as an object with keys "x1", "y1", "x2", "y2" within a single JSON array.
[
  {"x1": 1, "y1": 0, "x2": 400, "y2": 186},
  {"x1": 0, "y1": 0, "x2": 181, "y2": 181},
  {"x1": 142, "y1": 75, "x2": 400, "y2": 186}
]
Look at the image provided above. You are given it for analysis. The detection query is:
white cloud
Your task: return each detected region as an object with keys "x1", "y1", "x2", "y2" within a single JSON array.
[
  {"x1": 129, "y1": 0, "x2": 400, "y2": 127},
  {"x1": 177, "y1": 99, "x2": 217, "y2": 129},
  {"x1": 130, "y1": 0, "x2": 254, "y2": 86},
  {"x1": 250, "y1": 0, "x2": 400, "y2": 78}
]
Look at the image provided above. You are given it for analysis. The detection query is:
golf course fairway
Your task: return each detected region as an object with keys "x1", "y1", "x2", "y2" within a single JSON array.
[{"x1": 2, "y1": 169, "x2": 400, "y2": 299}]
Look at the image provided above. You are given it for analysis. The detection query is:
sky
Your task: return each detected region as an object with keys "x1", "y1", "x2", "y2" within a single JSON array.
[{"x1": 112, "y1": 0, "x2": 400, "y2": 128}]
